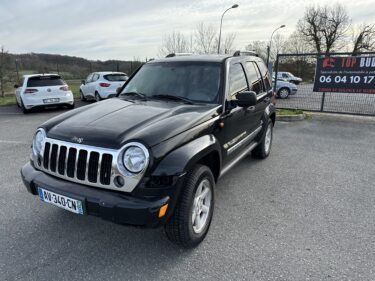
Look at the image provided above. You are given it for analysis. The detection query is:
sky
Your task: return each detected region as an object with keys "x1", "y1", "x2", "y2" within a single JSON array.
[{"x1": 0, "y1": 0, "x2": 373, "y2": 61}]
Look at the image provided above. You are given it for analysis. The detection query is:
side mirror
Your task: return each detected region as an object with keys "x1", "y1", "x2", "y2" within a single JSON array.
[
  {"x1": 81, "y1": 80, "x2": 86, "y2": 85},
  {"x1": 236, "y1": 91, "x2": 257, "y2": 107},
  {"x1": 14, "y1": 84, "x2": 19, "y2": 89}
]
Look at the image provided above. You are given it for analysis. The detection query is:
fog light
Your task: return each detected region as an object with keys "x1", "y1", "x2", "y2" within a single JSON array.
[
  {"x1": 158, "y1": 203, "x2": 169, "y2": 218},
  {"x1": 114, "y1": 176, "x2": 125, "y2": 188}
]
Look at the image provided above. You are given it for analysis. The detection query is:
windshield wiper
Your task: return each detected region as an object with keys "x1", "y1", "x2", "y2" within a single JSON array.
[
  {"x1": 121, "y1": 91, "x2": 147, "y2": 99},
  {"x1": 151, "y1": 94, "x2": 194, "y2": 104}
]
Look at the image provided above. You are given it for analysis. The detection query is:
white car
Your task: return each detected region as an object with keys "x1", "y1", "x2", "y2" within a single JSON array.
[
  {"x1": 273, "y1": 72, "x2": 302, "y2": 85},
  {"x1": 14, "y1": 74, "x2": 74, "y2": 113},
  {"x1": 79, "y1": 72, "x2": 128, "y2": 102}
]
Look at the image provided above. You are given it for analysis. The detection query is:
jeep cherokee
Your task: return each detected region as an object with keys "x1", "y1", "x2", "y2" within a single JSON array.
[{"x1": 21, "y1": 53, "x2": 276, "y2": 248}]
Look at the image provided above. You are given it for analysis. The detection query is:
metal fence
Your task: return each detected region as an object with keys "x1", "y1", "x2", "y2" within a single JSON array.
[{"x1": 273, "y1": 52, "x2": 375, "y2": 116}]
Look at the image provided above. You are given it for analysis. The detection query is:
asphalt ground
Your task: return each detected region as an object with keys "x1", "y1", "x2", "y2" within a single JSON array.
[
  {"x1": 1, "y1": 103, "x2": 375, "y2": 281},
  {"x1": 276, "y1": 83, "x2": 375, "y2": 116}
]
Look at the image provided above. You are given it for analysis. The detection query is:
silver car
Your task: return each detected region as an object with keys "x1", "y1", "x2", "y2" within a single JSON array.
[{"x1": 273, "y1": 79, "x2": 298, "y2": 99}]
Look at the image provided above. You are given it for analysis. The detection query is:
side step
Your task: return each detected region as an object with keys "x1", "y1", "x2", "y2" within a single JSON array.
[{"x1": 219, "y1": 142, "x2": 258, "y2": 178}]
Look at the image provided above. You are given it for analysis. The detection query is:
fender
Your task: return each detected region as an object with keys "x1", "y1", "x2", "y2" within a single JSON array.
[{"x1": 152, "y1": 134, "x2": 221, "y2": 177}]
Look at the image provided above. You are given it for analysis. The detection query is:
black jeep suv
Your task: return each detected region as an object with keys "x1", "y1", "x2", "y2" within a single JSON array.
[{"x1": 21, "y1": 53, "x2": 276, "y2": 248}]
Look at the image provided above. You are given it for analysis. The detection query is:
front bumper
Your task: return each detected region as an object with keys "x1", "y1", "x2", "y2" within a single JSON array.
[
  {"x1": 291, "y1": 88, "x2": 298, "y2": 95},
  {"x1": 21, "y1": 162, "x2": 178, "y2": 228}
]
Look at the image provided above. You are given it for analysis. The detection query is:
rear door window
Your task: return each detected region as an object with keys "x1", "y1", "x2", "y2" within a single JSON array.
[
  {"x1": 104, "y1": 74, "x2": 128, "y2": 81},
  {"x1": 27, "y1": 76, "x2": 65, "y2": 87},
  {"x1": 244, "y1": 62, "x2": 263, "y2": 95},
  {"x1": 256, "y1": 61, "x2": 272, "y2": 91},
  {"x1": 92, "y1": 74, "x2": 100, "y2": 82},
  {"x1": 229, "y1": 63, "x2": 248, "y2": 97}
]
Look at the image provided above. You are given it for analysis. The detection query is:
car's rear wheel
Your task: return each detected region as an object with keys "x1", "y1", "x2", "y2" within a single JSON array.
[
  {"x1": 67, "y1": 103, "x2": 75, "y2": 109},
  {"x1": 80, "y1": 90, "x2": 86, "y2": 101},
  {"x1": 20, "y1": 99, "x2": 29, "y2": 114},
  {"x1": 252, "y1": 119, "x2": 273, "y2": 159},
  {"x1": 165, "y1": 164, "x2": 214, "y2": 248},
  {"x1": 278, "y1": 87, "x2": 290, "y2": 99},
  {"x1": 95, "y1": 92, "x2": 102, "y2": 102}
]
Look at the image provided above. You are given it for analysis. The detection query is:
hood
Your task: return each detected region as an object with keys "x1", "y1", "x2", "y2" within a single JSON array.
[{"x1": 44, "y1": 98, "x2": 221, "y2": 149}]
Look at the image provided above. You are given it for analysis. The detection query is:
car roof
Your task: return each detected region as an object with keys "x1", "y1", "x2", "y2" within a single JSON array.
[
  {"x1": 149, "y1": 54, "x2": 261, "y2": 65},
  {"x1": 23, "y1": 73, "x2": 60, "y2": 78},
  {"x1": 93, "y1": 71, "x2": 127, "y2": 75}
]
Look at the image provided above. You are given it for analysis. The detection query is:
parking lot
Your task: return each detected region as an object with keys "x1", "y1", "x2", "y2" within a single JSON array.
[
  {"x1": 276, "y1": 83, "x2": 375, "y2": 116},
  {"x1": 1, "y1": 104, "x2": 375, "y2": 280}
]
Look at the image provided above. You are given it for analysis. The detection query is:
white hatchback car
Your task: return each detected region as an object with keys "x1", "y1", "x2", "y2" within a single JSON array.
[
  {"x1": 15, "y1": 74, "x2": 74, "y2": 113},
  {"x1": 79, "y1": 72, "x2": 128, "y2": 102}
]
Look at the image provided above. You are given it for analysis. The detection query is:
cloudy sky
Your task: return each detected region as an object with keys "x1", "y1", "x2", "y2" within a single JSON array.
[{"x1": 0, "y1": 0, "x2": 373, "y2": 60}]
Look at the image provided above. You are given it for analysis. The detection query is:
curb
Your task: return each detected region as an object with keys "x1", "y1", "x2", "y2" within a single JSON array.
[{"x1": 276, "y1": 114, "x2": 305, "y2": 122}]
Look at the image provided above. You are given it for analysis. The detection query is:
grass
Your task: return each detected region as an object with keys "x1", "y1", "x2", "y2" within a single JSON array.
[
  {"x1": 0, "y1": 95, "x2": 17, "y2": 106},
  {"x1": 0, "y1": 80, "x2": 82, "y2": 106},
  {"x1": 276, "y1": 109, "x2": 312, "y2": 119}
]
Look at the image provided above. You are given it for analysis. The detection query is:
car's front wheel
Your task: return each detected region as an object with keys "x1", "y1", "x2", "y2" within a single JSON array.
[
  {"x1": 165, "y1": 164, "x2": 214, "y2": 248},
  {"x1": 278, "y1": 87, "x2": 290, "y2": 99},
  {"x1": 252, "y1": 119, "x2": 273, "y2": 159}
]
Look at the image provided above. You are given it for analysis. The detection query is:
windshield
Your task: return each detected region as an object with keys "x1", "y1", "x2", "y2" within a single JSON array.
[
  {"x1": 104, "y1": 74, "x2": 128, "y2": 81},
  {"x1": 27, "y1": 76, "x2": 65, "y2": 87},
  {"x1": 121, "y1": 62, "x2": 222, "y2": 103}
]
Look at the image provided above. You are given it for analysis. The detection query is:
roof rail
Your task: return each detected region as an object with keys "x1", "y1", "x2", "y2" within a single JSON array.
[
  {"x1": 233, "y1": 50, "x2": 258, "y2": 57},
  {"x1": 166, "y1": 53, "x2": 193, "y2": 58}
]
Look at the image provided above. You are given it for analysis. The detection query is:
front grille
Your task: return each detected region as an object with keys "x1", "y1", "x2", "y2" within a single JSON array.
[{"x1": 42, "y1": 141, "x2": 113, "y2": 185}]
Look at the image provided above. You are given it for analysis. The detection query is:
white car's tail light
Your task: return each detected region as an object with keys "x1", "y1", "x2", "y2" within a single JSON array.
[
  {"x1": 59, "y1": 85, "x2": 69, "y2": 91},
  {"x1": 99, "y1": 83, "x2": 110, "y2": 87},
  {"x1": 24, "y1": 88, "x2": 38, "y2": 94}
]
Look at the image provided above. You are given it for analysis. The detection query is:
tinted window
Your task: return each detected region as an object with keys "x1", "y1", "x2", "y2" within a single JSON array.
[
  {"x1": 122, "y1": 62, "x2": 222, "y2": 103},
  {"x1": 229, "y1": 63, "x2": 248, "y2": 96},
  {"x1": 27, "y1": 76, "x2": 65, "y2": 87},
  {"x1": 256, "y1": 61, "x2": 272, "y2": 91},
  {"x1": 104, "y1": 74, "x2": 128, "y2": 81},
  {"x1": 244, "y1": 62, "x2": 263, "y2": 95}
]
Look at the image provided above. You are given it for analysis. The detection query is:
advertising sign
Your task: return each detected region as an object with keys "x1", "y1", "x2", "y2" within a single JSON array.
[{"x1": 313, "y1": 56, "x2": 375, "y2": 93}]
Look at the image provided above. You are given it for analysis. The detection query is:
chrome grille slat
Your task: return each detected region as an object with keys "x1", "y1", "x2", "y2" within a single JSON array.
[{"x1": 34, "y1": 137, "x2": 147, "y2": 193}]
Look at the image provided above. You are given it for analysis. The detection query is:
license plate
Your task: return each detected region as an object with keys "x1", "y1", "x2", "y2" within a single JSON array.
[
  {"x1": 38, "y1": 187, "x2": 84, "y2": 215},
  {"x1": 43, "y1": 98, "x2": 60, "y2": 104}
]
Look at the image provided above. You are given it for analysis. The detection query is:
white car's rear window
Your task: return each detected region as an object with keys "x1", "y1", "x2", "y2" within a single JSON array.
[
  {"x1": 27, "y1": 76, "x2": 65, "y2": 87},
  {"x1": 104, "y1": 74, "x2": 128, "y2": 81}
]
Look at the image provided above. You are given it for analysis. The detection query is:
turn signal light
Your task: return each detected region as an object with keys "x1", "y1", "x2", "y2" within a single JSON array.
[
  {"x1": 158, "y1": 203, "x2": 169, "y2": 218},
  {"x1": 99, "y1": 83, "x2": 111, "y2": 87},
  {"x1": 24, "y1": 88, "x2": 38, "y2": 94}
]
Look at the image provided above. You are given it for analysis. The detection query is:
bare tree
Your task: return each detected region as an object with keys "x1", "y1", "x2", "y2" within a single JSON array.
[
  {"x1": 195, "y1": 22, "x2": 217, "y2": 54},
  {"x1": 297, "y1": 3, "x2": 350, "y2": 54},
  {"x1": 216, "y1": 32, "x2": 236, "y2": 54},
  {"x1": 245, "y1": 41, "x2": 268, "y2": 62},
  {"x1": 159, "y1": 31, "x2": 189, "y2": 57},
  {"x1": 352, "y1": 23, "x2": 375, "y2": 55}
]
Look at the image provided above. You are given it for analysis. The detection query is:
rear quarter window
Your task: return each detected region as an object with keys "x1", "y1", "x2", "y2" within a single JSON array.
[{"x1": 27, "y1": 76, "x2": 65, "y2": 87}]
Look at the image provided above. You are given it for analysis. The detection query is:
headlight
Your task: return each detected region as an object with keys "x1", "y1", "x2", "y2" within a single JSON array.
[
  {"x1": 32, "y1": 128, "x2": 46, "y2": 156},
  {"x1": 121, "y1": 143, "x2": 149, "y2": 174}
]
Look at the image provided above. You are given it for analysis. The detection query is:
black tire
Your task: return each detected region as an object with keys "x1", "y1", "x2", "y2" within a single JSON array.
[
  {"x1": 252, "y1": 119, "x2": 273, "y2": 159},
  {"x1": 80, "y1": 90, "x2": 86, "y2": 101},
  {"x1": 95, "y1": 91, "x2": 102, "y2": 102},
  {"x1": 277, "y1": 87, "x2": 290, "y2": 99},
  {"x1": 165, "y1": 164, "x2": 215, "y2": 248},
  {"x1": 20, "y1": 99, "x2": 29, "y2": 114},
  {"x1": 67, "y1": 103, "x2": 75, "y2": 109}
]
